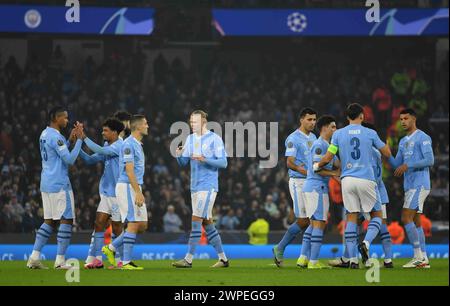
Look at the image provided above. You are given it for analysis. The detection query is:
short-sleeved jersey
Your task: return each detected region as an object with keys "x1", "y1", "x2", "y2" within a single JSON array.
[
  {"x1": 330, "y1": 124, "x2": 385, "y2": 181},
  {"x1": 182, "y1": 130, "x2": 227, "y2": 193},
  {"x1": 118, "y1": 136, "x2": 145, "y2": 185},
  {"x1": 98, "y1": 139, "x2": 123, "y2": 197},
  {"x1": 285, "y1": 129, "x2": 317, "y2": 179},
  {"x1": 398, "y1": 130, "x2": 433, "y2": 190},
  {"x1": 303, "y1": 137, "x2": 336, "y2": 193},
  {"x1": 39, "y1": 127, "x2": 78, "y2": 193}
]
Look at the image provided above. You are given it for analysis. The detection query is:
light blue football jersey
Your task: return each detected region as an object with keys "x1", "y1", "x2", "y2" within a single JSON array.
[
  {"x1": 330, "y1": 124, "x2": 385, "y2": 181},
  {"x1": 180, "y1": 131, "x2": 227, "y2": 193},
  {"x1": 397, "y1": 130, "x2": 433, "y2": 190},
  {"x1": 118, "y1": 136, "x2": 145, "y2": 185},
  {"x1": 39, "y1": 127, "x2": 82, "y2": 193},
  {"x1": 303, "y1": 137, "x2": 335, "y2": 193},
  {"x1": 285, "y1": 129, "x2": 317, "y2": 179},
  {"x1": 83, "y1": 138, "x2": 123, "y2": 197},
  {"x1": 372, "y1": 147, "x2": 389, "y2": 204}
]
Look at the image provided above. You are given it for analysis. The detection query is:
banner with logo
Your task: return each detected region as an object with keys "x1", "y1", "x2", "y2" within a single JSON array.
[
  {"x1": 1, "y1": 244, "x2": 448, "y2": 261},
  {"x1": 212, "y1": 8, "x2": 449, "y2": 36},
  {"x1": 0, "y1": 5, "x2": 154, "y2": 35}
]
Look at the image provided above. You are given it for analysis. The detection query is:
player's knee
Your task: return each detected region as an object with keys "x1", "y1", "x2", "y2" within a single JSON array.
[
  {"x1": 94, "y1": 220, "x2": 106, "y2": 232},
  {"x1": 112, "y1": 223, "x2": 123, "y2": 236},
  {"x1": 44, "y1": 220, "x2": 58, "y2": 230},
  {"x1": 296, "y1": 218, "x2": 309, "y2": 229},
  {"x1": 401, "y1": 214, "x2": 413, "y2": 224},
  {"x1": 138, "y1": 222, "x2": 148, "y2": 233}
]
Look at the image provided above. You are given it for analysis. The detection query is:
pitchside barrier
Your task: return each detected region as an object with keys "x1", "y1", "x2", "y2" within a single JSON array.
[{"x1": 0, "y1": 244, "x2": 448, "y2": 261}]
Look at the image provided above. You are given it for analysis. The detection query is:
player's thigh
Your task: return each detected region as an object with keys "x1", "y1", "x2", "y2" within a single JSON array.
[
  {"x1": 304, "y1": 191, "x2": 318, "y2": 220},
  {"x1": 191, "y1": 190, "x2": 215, "y2": 219},
  {"x1": 357, "y1": 179, "x2": 379, "y2": 213},
  {"x1": 53, "y1": 190, "x2": 75, "y2": 221},
  {"x1": 417, "y1": 188, "x2": 430, "y2": 214},
  {"x1": 206, "y1": 192, "x2": 218, "y2": 220},
  {"x1": 128, "y1": 185, "x2": 147, "y2": 223},
  {"x1": 305, "y1": 191, "x2": 329, "y2": 222},
  {"x1": 116, "y1": 183, "x2": 130, "y2": 223},
  {"x1": 403, "y1": 187, "x2": 430, "y2": 213},
  {"x1": 341, "y1": 177, "x2": 360, "y2": 213},
  {"x1": 98, "y1": 195, "x2": 121, "y2": 222},
  {"x1": 378, "y1": 183, "x2": 389, "y2": 206},
  {"x1": 289, "y1": 179, "x2": 306, "y2": 218},
  {"x1": 41, "y1": 192, "x2": 53, "y2": 220}
]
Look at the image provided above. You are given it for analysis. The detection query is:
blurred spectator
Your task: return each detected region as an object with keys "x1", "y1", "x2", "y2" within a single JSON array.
[
  {"x1": 388, "y1": 221, "x2": 405, "y2": 244},
  {"x1": 263, "y1": 195, "x2": 279, "y2": 218},
  {"x1": 163, "y1": 205, "x2": 183, "y2": 233},
  {"x1": 220, "y1": 209, "x2": 240, "y2": 230},
  {"x1": 420, "y1": 214, "x2": 433, "y2": 237}
]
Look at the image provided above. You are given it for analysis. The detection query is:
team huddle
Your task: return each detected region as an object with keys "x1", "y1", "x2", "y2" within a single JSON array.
[
  {"x1": 273, "y1": 104, "x2": 434, "y2": 269},
  {"x1": 26, "y1": 102, "x2": 433, "y2": 271}
]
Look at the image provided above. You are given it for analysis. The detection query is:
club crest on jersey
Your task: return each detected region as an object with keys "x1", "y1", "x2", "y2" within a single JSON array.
[
  {"x1": 57, "y1": 140, "x2": 64, "y2": 146},
  {"x1": 307, "y1": 141, "x2": 313, "y2": 148},
  {"x1": 346, "y1": 163, "x2": 353, "y2": 169},
  {"x1": 407, "y1": 142, "x2": 415, "y2": 148},
  {"x1": 287, "y1": 142, "x2": 294, "y2": 148},
  {"x1": 315, "y1": 148, "x2": 322, "y2": 155},
  {"x1": 124, "y1": 148, "x2": 131, "y2": 155}
]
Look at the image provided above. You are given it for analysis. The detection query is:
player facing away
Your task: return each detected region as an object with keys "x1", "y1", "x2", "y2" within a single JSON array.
[
  {"x1": 390, "y1": 108, "x2": 434, "y2": 268},
  {"x1": 27, "y1": 106, "x2": 84, "y2": 269},
  {"x1": 114, "y1": 110, "x2": 132, "y2": 140},
  {"x1": 316, "y1": 103, "x2": 393, "y2": 268},
  {"x1": 102, "y1": 115, "x2": 149, "y2": 270},
  {"x1": 302, "y1": 115, "x2": 340, "y2": 269},
  {"x1": 79, "y1": 118, "x2": 125, "y2": 269},
  {"x1": 329, "y1": 122, "x2": 394, "y2": 269},
  {"x1": 272, "y1": 107, "x2": 317, "y2": 268},
  {"x1": 172, "y1": 110, "x2": 229, "y2": 268}
]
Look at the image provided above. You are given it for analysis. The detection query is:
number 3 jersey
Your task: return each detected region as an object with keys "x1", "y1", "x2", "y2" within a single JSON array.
[{"x1": 330, "y1": 124, "x2": 385, "y2": 182}]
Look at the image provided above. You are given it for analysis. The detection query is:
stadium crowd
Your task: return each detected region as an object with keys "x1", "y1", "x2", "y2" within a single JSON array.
[{"x1": 0, "y1": 40, "x2": 448, "y2": 234}]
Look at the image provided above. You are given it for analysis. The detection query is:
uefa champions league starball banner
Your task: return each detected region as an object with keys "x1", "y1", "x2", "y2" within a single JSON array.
[
  {"x1": 212, "y1": 8, "x2": 449, "y2": 36},
  {"x1": 0, "y1": 5, "x2": 154, "y2": 35}
]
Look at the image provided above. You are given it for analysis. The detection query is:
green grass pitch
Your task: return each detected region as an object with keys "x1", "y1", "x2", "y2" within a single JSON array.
[{"x1": 0, "y1": 259, "x2": 448, "y2": 286}]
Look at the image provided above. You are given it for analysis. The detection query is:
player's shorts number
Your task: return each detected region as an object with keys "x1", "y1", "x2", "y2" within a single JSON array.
[
  {"x1": 40, "y1": 139, "x2": 48, "y2": 161},
  {"x1": 350, "y1": 137, "x2": 361, "y2": 160}
]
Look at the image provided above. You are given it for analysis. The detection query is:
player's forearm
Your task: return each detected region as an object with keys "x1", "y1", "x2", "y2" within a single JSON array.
[
  {"x1": 85, "y1": 137, "x2": 115, "y2": 156},
  {"x1": 79, "y1": 149, "x2": 96, "y2": 165},
  {"x1": 176, "y1": 156, "x2": 190, "y2": 167},
  {"x1": 287, "y1": 159, "x2": 307, "y2": 175},
  {"x1": 125, "y1": 163, "x2": 141, "y2": 192},
  {"x1": 388, "y1": 151, "x2": 403, "y2": 169},
  {"x1": 62, "y1": 139, "x2": 82, "y2": 165},
  {"x1": 127, "y1": 171, "x2": 141, "y2": 193},
  {"x1": 317, "y1": 169, "x2": 339, "y2": 177},
  {"x1": 204, "y1": 157, "x2": 227, "y2": 169},
  {"x1": 318, "y1": 152, "x2": 334, "y2": 168},
  {"x1": 406, "y1": 152, "x2": 434, "y2": 169}
]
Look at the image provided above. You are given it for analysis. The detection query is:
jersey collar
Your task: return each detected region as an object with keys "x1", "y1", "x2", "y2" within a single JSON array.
[
  {"x1": 297, "y1": 129, "x2": 312, "y2": 139},
  {"x1": 194, "y1": 130, "x2": 211, "y2": 139},
  {"x1": 405, "y1": 129, "x2": 420, "y2": 140},
  {"x1": 131, "y1": 135, "x2": 143, "y2": 145},
  {"x1": 319, "y1": 136, "x2": 329, "y2": 145},
  {"x1": 47, "y1": 126, "x2": 61, "y2": 134}
]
